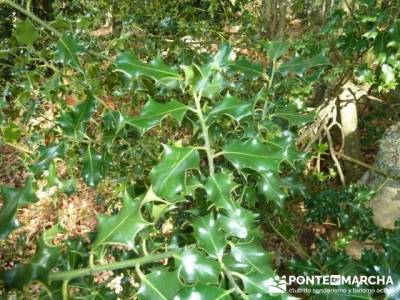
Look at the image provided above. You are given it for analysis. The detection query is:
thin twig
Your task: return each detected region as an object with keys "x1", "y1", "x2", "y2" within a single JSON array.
[{"x1": 338, "y1": 153, "x2": 400, "y2": 181}]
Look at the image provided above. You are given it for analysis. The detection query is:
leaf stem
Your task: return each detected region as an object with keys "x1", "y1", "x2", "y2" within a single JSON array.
[
  {"x1": 49, "y1": 250, "x2": 178, "y2": 281},
  {"x1": 1, "y1": 0, "x2": 62, "y2": 37},
  {"x1": 261, "y1": 60, "x2": 276, "y2": 121},
  {"x1": 193, "y1": 91, "x2": 215, "y2": 175},
  {"x1": 265, "y1": 217, "x2": 323, "y2": 270}
]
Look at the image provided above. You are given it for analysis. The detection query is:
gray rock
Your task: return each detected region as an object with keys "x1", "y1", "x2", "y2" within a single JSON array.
[{"x1": 362, "y1": 122, "x2": 400, "y2": 229}]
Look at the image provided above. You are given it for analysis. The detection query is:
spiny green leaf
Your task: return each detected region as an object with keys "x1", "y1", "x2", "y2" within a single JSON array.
[
  {"x1": 126, "y1": 99, "x2": 188, "y2": 135},
  {"x1": 175, "y1": 248, "x2": 220, "y2": 284},
  {"x1": 265, "y1": 131, "x2": 305, "y2": 165},
  {"x1": 58, "y1": 93, "x2": 96, "y2": 136},
  {"x1": 82, "y1": 146, "x2": 104, "y2": 187},
  {"x1": 0, "y1": 226, "x2": 61, "y2": 289},
  {"x1": 272, "y1": 105, "x2": 315, "y2": 127},
  {"x1": 192, "y1": 214, "x2": 227, "y2": 261},
  {"x1": 229, "y1": 58, "x2": 264, "y2": 79},
  {"x1": 205, "y1": 173, "x2": 237, "y2": 211},
  {"x1": 116, "y1": 51, "x2": 181, "y2": 88},
  {"x1": 103, "y1": 110, "x2": 125, "y2": 134},
  {"x1": 0, "y1": 179, "x2": 37, "y2": 239},
  {"x1": 278, "y1": 55, "x2": 331, "y2": 76},
  {"x1": 31, "y1": 143, "x2": 66, "y2": 174},
  {"x1": 138, "y1": 269, "x2": 182, "y2": 300},
  {"x1": 14, "y1": 19, "x2": 39, "y2": 47},
  {"x1": 230, "y1": 242, "x2": 271, "y2": 274},
  {"x1": 92, "y1": 193, "x2": 150, "y2": 252},
  {"x1": 150, "y1": 146, "x2": 199, "y2": 199},
  {"x1": 207, "y1": 94, "x2": 253, "y2": 124},
  {"x1": 241, "y1": 272, "x2": 285, "y2": 295},
  {"x1": 265, "y1": 41, "x2": 290, "y2": 62},
  {"x1": 258, "y1": 173, "x2": 287, "y2": 208},
  {"x1": 175, "y1": 285, "x2": 232, "y2": 300},
  {"x1": 55, "y1": 35, "x2": 84, "y2": 70},
  {"x1": 218, "y1": 207, "x2": 255, "y2": 239},
  {"x1": 223, "y1": 139, "x2": 282, "y2": 174},
  {"x1": 202, "y1": 72, "x2": 229, "y2": 99}
]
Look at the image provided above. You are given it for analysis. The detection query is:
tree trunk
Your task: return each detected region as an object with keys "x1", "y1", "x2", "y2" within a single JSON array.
[
  {"x1": 277, "y1": 1, "x2": 287, "y2": 40},
  {"x1": 338, "y1": 82, "x2": 363, "y2": 181}
]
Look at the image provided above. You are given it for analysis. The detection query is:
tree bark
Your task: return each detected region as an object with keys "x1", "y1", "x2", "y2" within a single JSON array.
[{"x1": 338, "y1": 82, "x2": 363, "y2": 181}]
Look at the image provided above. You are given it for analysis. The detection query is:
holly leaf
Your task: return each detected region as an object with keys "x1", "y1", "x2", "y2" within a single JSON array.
[
  {"x1": 207, "y1": 94, "x2": 253, "y2": 124},
  {"x1": 205, "y1": 74, "x2": 229, "y2": 99},
  {"x1": 265, "y1": 41, "x2": 290, "y2": 62},
  {"x1": 116, "y1": 51, "x2": 182, "y2": 89},
  {"x1": 150, "y1": 146, "x2": 199, "y2": 198},
  {"x1": 55, "y1": 35, "x2": 84, "y2": 70},
  {"x1": 82, "y1": 146, "x2": 104, "y2": 187},
  {"x1": 31, "y1": 143, "x2": 66, "y2": 174},
  {"x1": 241, "y1": 272, "x2": 285, "y2": 295},
  {"x1": 272, "y1": 105, "x2": 315, "y2": 127},
  {"x1": 0, "y1": 179, "x2": 37, "y2": 239},
  {"x1": 205, "y1": 173, "x2": 237, "y2": 211},
  {"x1": 223, "y1": 139, "x2": 282, "y2": 174},
  {"x1": 14, "y1": 19, "x2": 39, "y2": 47},
  {"x1": 58, "y1": 93, "x2": 96, "y2": 136},
  {"x1": 192, "y1": 214, "x2": 227, "y2": 260},
  {"x1": 175, "y1": 248, "x2": 220, "y2": 284},
  {"x1": 258, "y1": 172, "x2": 287, "y2": 208},
  {"x1": 0, "y1": 226, "x2": 61, "y2": 289},
  {"x1": 91, "y1": 194, "x2": 150, "y2": 252},
  {"x1": 229, "y1": 58, "x2": 264, "y2": 79},
  {"x1": 265, "y1": 131, "x2": 305, "y2": 165},
  {"x1": 126, "y1": 99, "x2": 188, "y2": 135},
  {"x1": 218, "y1": 207, "x2": 255, "y2": 239},
  {"x1": 230, "y1": 242, "x2": 271, "y2": 274},
  {"x1": 138, "y1": 269, "x2": 182, "y2": 300},
  {"x1": 278, "y1": 55, "x2": 331, "y2": 76},
  {"x1": 175, "y1": 285, "x2": 231, "y2": 300}
]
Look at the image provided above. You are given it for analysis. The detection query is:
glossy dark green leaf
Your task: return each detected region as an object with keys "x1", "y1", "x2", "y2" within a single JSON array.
[
  {"x1": 192, "y1": 214, "x2": 227, "y2": 260},
  {"x1": 207, "y1": 94, "x2": 253, "y2": 124},
  {"x1": 278, "y1": 55, "x2": 331, "y2": 76},
  {"x1": 150, "y1": 145, "x2": 199, "y2": 198},
  {"x1": 58, "y1": 93, "x2": 96, "y2": 136},
  {"x1": 175, "y1": 285, "x2": 231, "y2": 300},
  {"x1": 218, "y1": 207, "x2": 255, "y2": 239},
  {"x1": 126, "y1": 99, "x2": 188, "y2": 135},
  {"x1": 265, "y1": 41, "x2": 290, "y2": 62},
  {"x1": 103, "y1": 110, "x2": 125, "y2": 134},
  {"x1": 0, "y1": 226, "x2": 61, "y2": 289},
  {"x1": 82, "y1": 146, "x2": 104, "y2": 187},
  {"x1": 223, "y1": 139, "x2": 281, "y2": 174},
  {"x1": 175, "y1": 248, "x2": 220, "y2": 284},
  {"x1": 265, "y1": 131, "x2": 305, "y2": 165},
  {"x1": 31, "y1": 143, "x2": 66, "y2": 173},
  {"x1": 230, "y1": 243, "x2": 271, "y2": 274},
  {"x1": 55, "y1": 35, "x2": 84, "y2": 70},
  {"x1": 14, "y1": 19, "x2": 39, "y2": 47},
  {"x1": 241, "y1": 272, "x2": 283, "y2": 295},
  {"x1": 202, "y1": 73, "x2": 229, "y2": 99},
  {"x1": 229, "y1": 58, "x2": 264, "y2": 79},
  {"x1": 92, "y1": 194, "x2": 150, "y2": 252},
  {"x1": 272, "y1": 105, "x2": 314, "y2": 127},
  {"x1": 116, "y1": 51, "x2": 182, "y2": 88},
  {"x1": 138, "y1": 269, "x2": 182, "y2": 300},
  {"x1": 205, "y1": 173, "x2": 237, "y2": 211},
  {"x1": 258, "y1": 173, "x2": 287, "y2": 208}
]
